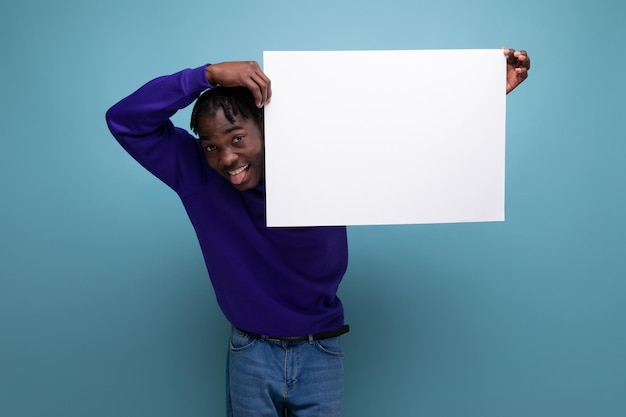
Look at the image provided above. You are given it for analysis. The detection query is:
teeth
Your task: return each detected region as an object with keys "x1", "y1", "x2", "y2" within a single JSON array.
[{"x1": 228, "y1": 165, "x2": 248, "y2": 176}]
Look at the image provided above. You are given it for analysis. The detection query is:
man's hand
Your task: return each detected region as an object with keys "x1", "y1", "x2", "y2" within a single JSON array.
[
  {"x1": 503, "y1": 48, "x2": 530, "y2": 94},
  {"x1": 205, "y1": 61, "x2": 272, "y2": 108}
]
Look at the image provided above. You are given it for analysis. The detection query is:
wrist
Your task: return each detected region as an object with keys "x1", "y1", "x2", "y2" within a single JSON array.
[{"x1": 205, "y1": 64, "x2": 218, "y2": 88}]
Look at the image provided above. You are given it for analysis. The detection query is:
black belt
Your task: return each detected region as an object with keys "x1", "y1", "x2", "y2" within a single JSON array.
[{"x1": 236, "y1": 324, "x2": 349, "y2": 342}]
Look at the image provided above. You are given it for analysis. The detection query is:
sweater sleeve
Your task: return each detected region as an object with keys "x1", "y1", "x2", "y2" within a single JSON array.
[{"x1": 105, "y1": 65, "x2": 215, "y2": 194}]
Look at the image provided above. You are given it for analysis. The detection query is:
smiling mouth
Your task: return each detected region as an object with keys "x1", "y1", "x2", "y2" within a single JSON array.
[
  {"x1": 228, "y1": 164, "x2": 249, "y2": 176},
  {"x1": 227, "y1": 164, "x2": 250, "y2": 186}
]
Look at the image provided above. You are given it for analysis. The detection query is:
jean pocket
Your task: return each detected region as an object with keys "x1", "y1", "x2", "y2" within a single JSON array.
[
  {"x1": 230, "y1": 330, "x2": 258, "y2": 352},
  {"x1": 314, "y1": 336, "x2": 345, "y2": 357}
]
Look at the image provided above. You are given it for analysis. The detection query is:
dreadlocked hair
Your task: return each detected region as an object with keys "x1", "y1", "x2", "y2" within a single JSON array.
[{"x1": 190, "y1": 86, "x2": 263, "y2": 134}]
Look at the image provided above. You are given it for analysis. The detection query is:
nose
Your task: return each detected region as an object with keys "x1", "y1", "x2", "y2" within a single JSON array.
[{"x1": 220, "y1": 147, "x2": 239, "y2": 166}]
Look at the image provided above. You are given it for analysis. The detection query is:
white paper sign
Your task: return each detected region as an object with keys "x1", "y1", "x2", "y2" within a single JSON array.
[{"x1": 263, "y1": 49, "x2": 506, "y2": 227}]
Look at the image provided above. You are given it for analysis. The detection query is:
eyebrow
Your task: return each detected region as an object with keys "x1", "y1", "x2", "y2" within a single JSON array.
[
  {"x1": 199, "y1": 124, "x2": 244, "y2": 142},
  {"x1": 224, "y1": 124, "x2": 243, "y2": 134}
]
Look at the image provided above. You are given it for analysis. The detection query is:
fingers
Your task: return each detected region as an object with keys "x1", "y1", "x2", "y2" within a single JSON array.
[
  {"x1": 235, "y1": 62, "x2": 271, "y2": 108},
  {"x1": 511, "y1": 49, "x2": 530, "y2": 70},
  {"x1": 503, "y1": 47, "x2": 531, "y2": 94},
  {"x1": 516, "y1": 50, "x2": 531, "y2": 70},
  {"x1": 502, "y1": 47, "x2": 531, "y2": 70},
  {"x1": 246, "y1": 68, "x2": 272, "y2": 108},
  {"x1": 206, "y1": 61, "x2": 272, "y2": 108}
]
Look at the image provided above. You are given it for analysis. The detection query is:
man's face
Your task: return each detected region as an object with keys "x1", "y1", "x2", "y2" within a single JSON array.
[{"x1": 196, "y1": 108, "x2": 264, "y2": 191}]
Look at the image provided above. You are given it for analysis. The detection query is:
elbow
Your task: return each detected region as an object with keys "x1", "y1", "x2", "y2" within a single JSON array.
[
  {"x1": 105, "y1": 103, "x2": 134, "y2": 139},
  {"x1": 105, "y1": 105, "x2": 122, "y2": 135}
]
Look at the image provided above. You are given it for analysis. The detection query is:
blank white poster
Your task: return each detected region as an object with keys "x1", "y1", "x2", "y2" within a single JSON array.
[{"x1": 263, "y1": 49, "x2": 506, "y2": 227}]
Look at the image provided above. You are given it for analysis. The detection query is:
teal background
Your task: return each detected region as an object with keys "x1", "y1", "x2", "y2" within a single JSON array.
[{"x1": 1, "y1": 0, "x2": 624, "y2": 416}]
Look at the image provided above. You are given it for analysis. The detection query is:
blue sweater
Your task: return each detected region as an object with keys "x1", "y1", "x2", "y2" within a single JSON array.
[{"x1": 105, "y1": 65, "x2": 348, "y2": 337}]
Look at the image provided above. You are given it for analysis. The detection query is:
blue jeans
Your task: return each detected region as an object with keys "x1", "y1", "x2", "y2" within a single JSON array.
[{"x1": 226, "y1": 328, "x2": 345, "y2": 417}]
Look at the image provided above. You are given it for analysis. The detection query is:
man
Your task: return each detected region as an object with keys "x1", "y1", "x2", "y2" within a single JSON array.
[{"x1": 106, "y1": 48, "x2": 529, "y2": 417}]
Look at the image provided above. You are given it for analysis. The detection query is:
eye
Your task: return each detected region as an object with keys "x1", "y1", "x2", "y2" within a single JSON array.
[
  {"x1": 233, "y1": 135, "x2": 244, "y2": 144},
  {"x1": 205, "y1": 144, "x2": 217, "y2": 152}
]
